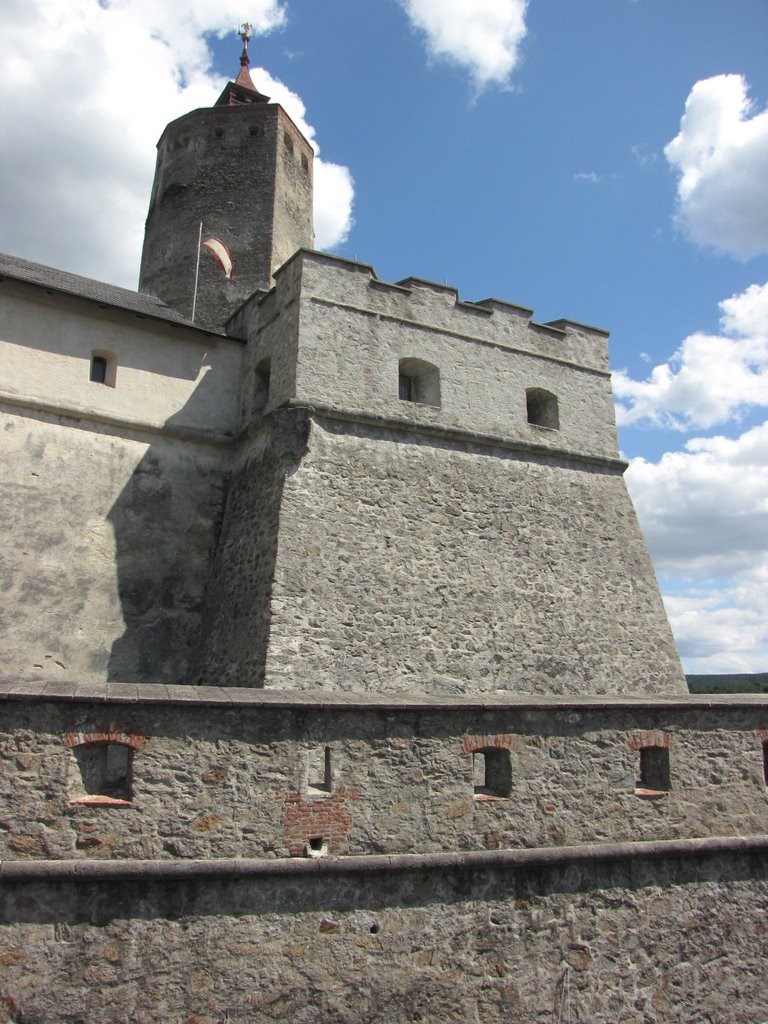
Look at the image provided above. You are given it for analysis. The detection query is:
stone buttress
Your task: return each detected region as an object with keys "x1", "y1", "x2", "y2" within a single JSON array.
[{"x1": 194, "y1": 250, "x2": 686, "y2": 698}]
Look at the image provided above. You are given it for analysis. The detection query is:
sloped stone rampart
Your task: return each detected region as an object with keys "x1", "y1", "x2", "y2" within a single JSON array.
[{"x1": 262, "y1": 418, "x2": 684, "y2": 696}]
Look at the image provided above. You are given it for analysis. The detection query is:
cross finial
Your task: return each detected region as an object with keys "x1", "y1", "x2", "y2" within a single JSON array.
[{"x1": 239, "y1": 22, "x2": 252, "y2": 67}]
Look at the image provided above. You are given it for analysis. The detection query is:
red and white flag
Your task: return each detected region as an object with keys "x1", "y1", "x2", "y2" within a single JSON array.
[{"x1": 201, "y1": 236, "x2": 234, "y2": 279}]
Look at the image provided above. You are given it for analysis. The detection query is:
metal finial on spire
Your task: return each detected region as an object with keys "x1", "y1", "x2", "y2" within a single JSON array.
[
  {"x1": 218, "y1": 20, "x2": 269, "y2": 102},
  {"x1": 239, "y1": 22, "x2": 252, "y2": 66}
]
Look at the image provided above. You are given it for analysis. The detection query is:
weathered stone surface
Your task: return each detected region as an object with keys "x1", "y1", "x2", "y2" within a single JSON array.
[
  {"x1": 139, "y1": 102, "x2": 313, "y2": 329},
  {"x1": 259, "y1": 418, "x2": 683, "y2": 696},
  {"x1": 0, "y1": 849, "x2": 766, "y2": 1022},
  {"x1": 0, "y1": 411, "x2": 229, "y2": 685},
  {"x1": 0, "y1": 247, "x2": 685, "y2": 698},
  {"x1": 203, "y1": 251, "x2": 685, "y2": 696},
  {"x1": 1, "y1": 695, "x2": 766, "y2": 862}
]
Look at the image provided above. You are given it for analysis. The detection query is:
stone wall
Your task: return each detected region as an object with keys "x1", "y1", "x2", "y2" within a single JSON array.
[
  {"x1": 0, "y1": 281, "x2": 243, "y2": 436},
  {"x1": 1, "y1": 688, "x2": 766, "y2": 862},
  {"x1": 194, "y1": 408, "x2": 313, "y2": 688},
  {"x1": 287, "y1": 253, "x2": 619, "y2": 461},
  {"x1": 1, "y1": 843, "x2": 766, "y2": 1022},
  {"x1": 0, "y1": 250, "x2": 684, "y2": 699},
  {"x1": 261, "y1": 417, "x2": 684, "y2": 696},
  {"x1": 0, "y1": 414, "x2": 228, "y2": 686},
  {"x1": 216, "y1": 252, "x2": 684, "y2": 697},
  {"x1": 0, "y1": 281, "x2": 245, "y2": 686}
]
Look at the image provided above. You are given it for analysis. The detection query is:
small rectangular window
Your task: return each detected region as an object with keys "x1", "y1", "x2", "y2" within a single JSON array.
[
  {"x1": 90, "y1": 355, "x2": 108, "y2": 384},
  {"x1": 526, "y1": 388, "x2": 559, "y2": 429},
  {"x1": 71, "y1": 742, "x2": 132, "y2": 804},
  {"x1": 398, "y1": 358, "x2": 440, "y2": 407},
  {"x1": 254, "y1": 357, "x2": 271, "y2": 411},
  {"x1": 473, "y1": 748, "x2": 511, "y2": 799},
  {"x1": 762, "y1": 741, "x2": 768, "y2": 786},
  {"x1": 637, "y1": 746, "x2": 670, "y2": 795},
  {"x1": 307, "y1": 746, "x2": 332, "y2": 796}
]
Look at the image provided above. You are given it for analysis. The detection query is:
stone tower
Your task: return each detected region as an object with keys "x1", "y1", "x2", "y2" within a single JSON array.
[{"x1": 138, "y1": 29, "x2": 314, "y2": 329}]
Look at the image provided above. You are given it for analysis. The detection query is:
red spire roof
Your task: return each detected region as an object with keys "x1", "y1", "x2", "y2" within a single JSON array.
[{"x1": 215, "y1": 24, "x2": 271, "y2": 106}]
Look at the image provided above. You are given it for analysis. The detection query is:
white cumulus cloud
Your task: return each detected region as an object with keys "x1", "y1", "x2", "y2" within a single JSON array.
[
  {"x1": 400, "y1": 0, "x2": 528, "y2": 88},
  {"x1": 662, "y1": 583, "x2": 768, "y2": 673},
  {"x1": 613, "y1": 280, "x2": 768, "y2": 429},
  {"x1": 665, "y1": 74, "x2": 768, "y2": 259},
  {"x1": 0, "y1": 0, "x2": 354, "y2": 288},
  {"x1": 625, "y1": 423, "x2": 768, "y2": 672},
  {"x1": 250, "y1": 68, "x2": 355, "y2": 249}
]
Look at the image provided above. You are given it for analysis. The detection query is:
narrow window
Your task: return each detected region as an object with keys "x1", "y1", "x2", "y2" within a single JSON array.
[
  {"x1": 762, "y1": 741, "x2": 768, "y2": 786},
  {"x1": 254, "y1": 357, "x2": 271, "y2": 411},
  {"x1": 89, "y1": 350, "x2": 116, "y2": 387},
  {"x1": 71, "y1": 742, "x2": 132, "y2": 804},
  {"x1": 526, "y1": 388, "x2": 559, "y2": 429},
  {"x1": 283, "y1": 131, "x2": 294, "y2": 155},
  {"x1": 307, "y1": 745, "x2": 332, "y2": 796},
  {"x1": 636, "y1": 746, "x2": 670, "y2": 795},
  {"x1": 473, "y1": 748, "x2": 511, "y2": 799},
  {"x1": 398, "y1": 358, "x2": 440, "y2": 407},
  {"x1": 90, "y1": 355, "x2": 107, "y2": 384},
  {"x1": 301, "y1": 153, "x2": 309, "y2": 173}
]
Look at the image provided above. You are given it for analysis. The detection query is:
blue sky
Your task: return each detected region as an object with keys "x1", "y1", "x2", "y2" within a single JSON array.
[{"x1": 1, "y1": 0, "x2": 767, "y2": 673}]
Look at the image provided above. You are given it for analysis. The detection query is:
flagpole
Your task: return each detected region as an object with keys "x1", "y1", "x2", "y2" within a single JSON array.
[{"x1": 191, "y1": 221, "x2": 203, "y2": 322}]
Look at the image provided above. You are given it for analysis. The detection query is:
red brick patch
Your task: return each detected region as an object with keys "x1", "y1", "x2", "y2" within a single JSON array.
[
  {"x1": 281, "y1": 787, "x2": 360, "y2": 857},
  {"x1": 461, "y1": 734, "x2": 519, "y2": 754},
  {"x1": 627, "y1": 730, "x2": 671, "y2": 751},
  {"x1": 64, "y1": 725, "x2": 146, "y2": 751}
]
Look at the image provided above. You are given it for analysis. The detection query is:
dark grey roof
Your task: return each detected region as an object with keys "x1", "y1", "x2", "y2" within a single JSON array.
[{"x1": 0, "y1": 251, "x2": 228, "y2": 336}]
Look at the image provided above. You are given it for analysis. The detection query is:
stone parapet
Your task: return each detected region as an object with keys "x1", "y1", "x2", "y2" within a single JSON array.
[
  {"x1": 1, "y1": 688, "x2": 766, "y2": 863},
  {"x1": 2, "y1": 678, "x2": 767, "y2": 709}
]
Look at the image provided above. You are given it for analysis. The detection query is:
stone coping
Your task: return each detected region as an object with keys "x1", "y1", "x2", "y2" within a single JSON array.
[
  {"x1": 303, "y1": 401, "x2": 626, "y2": 472},
  {"x1": 1, "y1": 678, "x2": 767, "y2": 711},
  {"x1": 0, "y1": 392, "x2": 236, "y2": 449},
  {"x1": 1, "y1": 835, "x2": 766, "y2": 882}
]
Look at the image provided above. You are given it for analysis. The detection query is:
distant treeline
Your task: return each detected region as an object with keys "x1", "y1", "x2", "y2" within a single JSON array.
[{"x1": 686, "y1": 673, "x2": 768, "y2": 694}]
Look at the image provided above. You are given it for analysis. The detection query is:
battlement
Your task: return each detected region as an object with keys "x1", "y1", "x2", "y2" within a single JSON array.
[
  {"x1": 233, "y1": 249, "x2": 620, "y2": 461},
  {"x1": 281, "y1": 251, "x2": 610, "y2": 370}
]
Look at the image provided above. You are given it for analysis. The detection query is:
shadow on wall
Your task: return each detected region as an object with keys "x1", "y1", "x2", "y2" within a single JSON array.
[
  {"x1": 105, "y1": 366, "x2": 232, "y2": 683},
  {"x1": 190, "y1": 406, "x2": 312, "y2": 688},
  {"x1": 105, "y1": 364, "x2": 310, "y2": 686}
]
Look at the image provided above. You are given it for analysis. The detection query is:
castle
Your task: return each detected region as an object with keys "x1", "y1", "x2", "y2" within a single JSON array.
[{"x1": 0, "y1": 35, "x2": 767, "y2": 1024}]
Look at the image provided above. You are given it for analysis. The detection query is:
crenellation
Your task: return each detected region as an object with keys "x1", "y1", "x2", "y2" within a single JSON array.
[
  {"x1": 239, "y1": 251, "x2": 623, "y2": 458},
  {"x1": 473, "y1": 296, "x2": 534, "y2": 317},
  {"x1": 287, "y1": 251, "x2": 611, "y2": 373}
]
